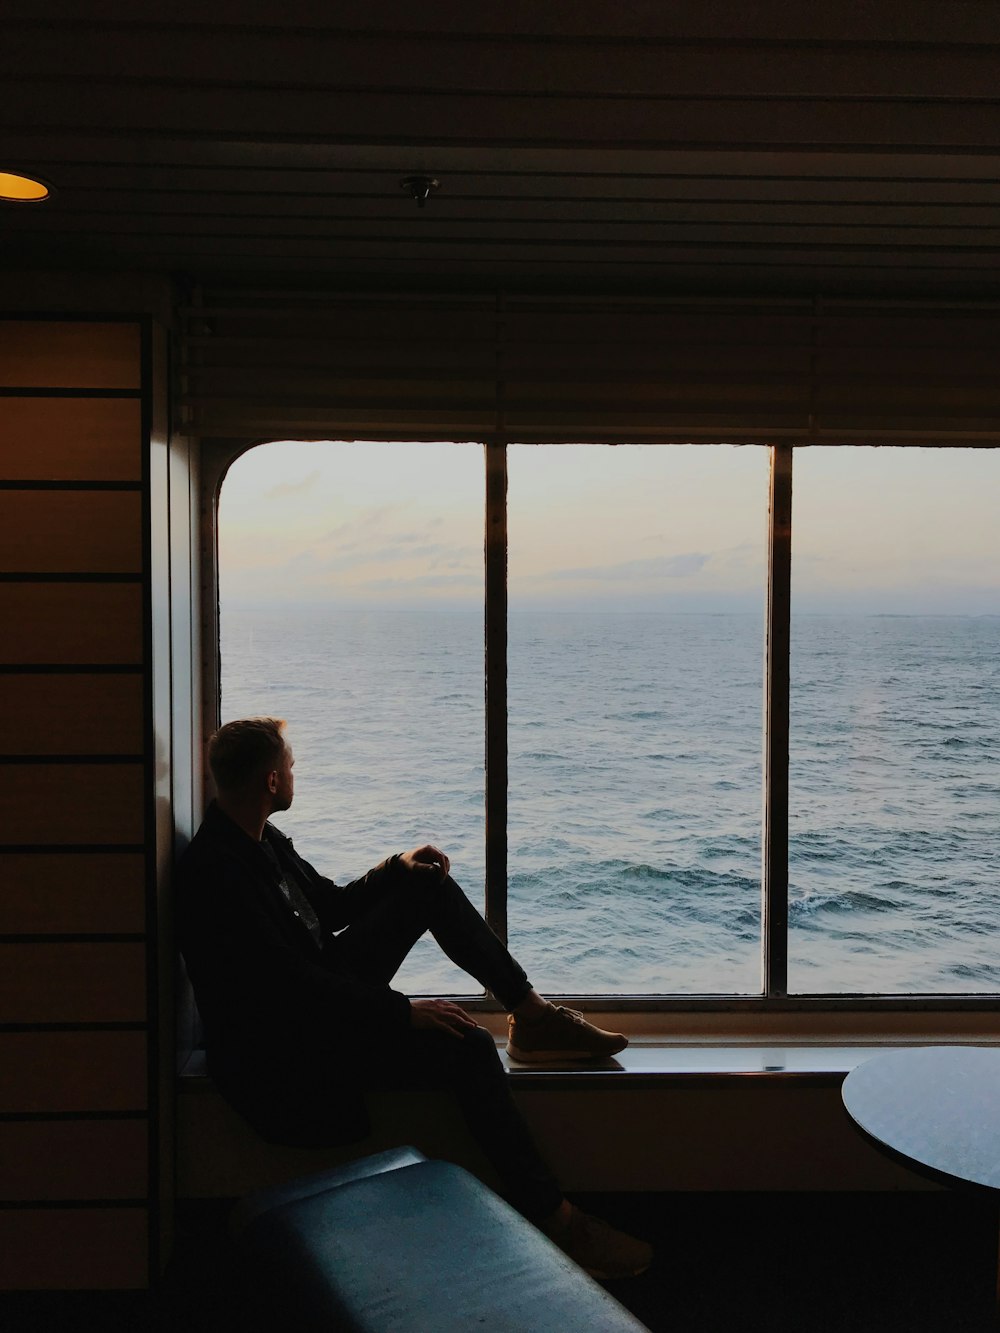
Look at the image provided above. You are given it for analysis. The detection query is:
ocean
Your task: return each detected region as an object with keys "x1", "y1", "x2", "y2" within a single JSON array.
[{"x1": 220, "y1": 608, "x2": 1000, "y2": 998}]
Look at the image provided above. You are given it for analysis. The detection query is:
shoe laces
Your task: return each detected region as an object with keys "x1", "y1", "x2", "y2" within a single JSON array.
[{"x1": 513, "y1": 1005, "x2": 588, "y2": 1030}]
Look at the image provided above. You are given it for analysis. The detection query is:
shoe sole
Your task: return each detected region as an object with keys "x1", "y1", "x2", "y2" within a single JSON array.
[{"x1": 506, "y1": 1037, "x2": 628, "y2": 1063}]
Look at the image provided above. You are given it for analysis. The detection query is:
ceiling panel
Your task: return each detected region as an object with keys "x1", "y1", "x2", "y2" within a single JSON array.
[{"x1": 2, "y1": 2, "x2": 1000, "y2": 296}]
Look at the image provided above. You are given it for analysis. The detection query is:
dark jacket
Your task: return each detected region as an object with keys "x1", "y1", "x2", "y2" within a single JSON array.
[{"x1": 175, "y1": 802, "x2": 412, "y2": 1145}]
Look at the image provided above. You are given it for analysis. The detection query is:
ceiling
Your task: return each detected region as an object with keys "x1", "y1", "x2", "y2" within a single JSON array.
[{"x1": 3, "y1": 1, "x2": 1000, "y2": 297}]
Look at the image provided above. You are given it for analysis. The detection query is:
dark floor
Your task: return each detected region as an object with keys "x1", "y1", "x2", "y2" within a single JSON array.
[{"x1": 3, "y1": 1191, "x2": 996, "y2": 1331}]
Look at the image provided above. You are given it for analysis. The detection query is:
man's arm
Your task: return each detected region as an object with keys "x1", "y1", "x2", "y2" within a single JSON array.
[
  {"x1": 409, "y1": 997, "x2": 479, "y2": 1036},
  {"x1": 177, "y1": 852, "x2": 413, "y2": 1046},
  {"x1": 304, "y1": 842, "x2": 454, "y2": 934},
  {"x1": 396, "y1": 844, "x2": 450, "y2": 879}
]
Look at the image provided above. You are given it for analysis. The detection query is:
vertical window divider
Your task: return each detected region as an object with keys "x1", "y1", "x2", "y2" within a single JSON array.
[
  {"x1": 763, "y1": 443, "x2": 793, "y2": 997},
  {"x1": 484, "y1": 438, "x2": 508, "y2": 944}
]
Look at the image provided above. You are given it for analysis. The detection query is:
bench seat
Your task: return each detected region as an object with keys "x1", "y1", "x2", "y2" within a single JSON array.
[{"x1": 232, "y1": 1146, "x2": 650, "y2": 1331}]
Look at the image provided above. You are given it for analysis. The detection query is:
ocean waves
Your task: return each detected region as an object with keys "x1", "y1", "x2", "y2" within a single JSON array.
[{"x1": 223, "y1": 606, "x2": 1000, "y2": 996}]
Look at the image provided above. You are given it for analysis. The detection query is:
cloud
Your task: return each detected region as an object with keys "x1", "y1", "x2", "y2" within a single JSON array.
[
  {"x1": 543, "y1": 552, "x2": 711, "y2": 583},
  {"x1": 264, "y1": 470, "x2": 322, "y2": 499},
  {"x1": 316, "y1": 507, "x2": 395, "y2": 551},
  {"x1": 358, "y1": 572, "x2": 483, "y2": 592},
  {"x1": 310, "y1": 541, "x2": 473, "y2": 575}
]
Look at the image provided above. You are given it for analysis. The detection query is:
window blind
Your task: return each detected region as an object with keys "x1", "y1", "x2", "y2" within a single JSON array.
[{"x1": 179, "y1": 289, "x2": 1000, "y2": 445}]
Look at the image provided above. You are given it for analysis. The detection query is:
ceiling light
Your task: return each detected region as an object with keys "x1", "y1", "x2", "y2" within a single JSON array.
[{"x1": 0, "y1": 171, "x2": 52, "y2": 203}]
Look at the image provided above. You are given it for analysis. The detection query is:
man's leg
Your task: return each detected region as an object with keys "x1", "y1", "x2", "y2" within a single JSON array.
[
  {"x1": 331, "y1": 867, "x2": 628, "y2": 1060},
  {"x1": 334, "y1": 870, "x2": 652, "y2": 1276},
  {"x1": 353, "y1": 1023, "x2": 652, "y2": 1277},
  {"x1": 359, "y1": 1024, "x2": 563, "y2": 1221},
  {"x1": 331, "y1": 869, "x2": 532, "y2": 1010}
]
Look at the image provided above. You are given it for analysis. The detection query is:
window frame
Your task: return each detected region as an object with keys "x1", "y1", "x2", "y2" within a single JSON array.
[{"x1": 199, "y1": 434, "x2": 1000, "y2": 1025}]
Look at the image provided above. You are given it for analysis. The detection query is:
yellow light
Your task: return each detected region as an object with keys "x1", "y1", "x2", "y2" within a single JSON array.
[{"x1": 0, "y1": 172, "x2": 51, "y2": 203}]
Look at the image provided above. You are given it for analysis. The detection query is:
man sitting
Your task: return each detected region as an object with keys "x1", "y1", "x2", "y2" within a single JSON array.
[{"x1": 176, "y1": 716, "x2": 652, "y2": 1279}]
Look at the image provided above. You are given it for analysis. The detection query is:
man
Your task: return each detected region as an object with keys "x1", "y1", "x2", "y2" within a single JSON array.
[{"x1": 176, "y1": 716, "x2": 652, "y2": 1279}]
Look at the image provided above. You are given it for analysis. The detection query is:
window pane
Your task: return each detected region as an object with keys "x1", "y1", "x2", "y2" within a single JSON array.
[
  {"x1": 218, "y1": 439, "x2": 484, "y2": 994},
  {"x1": 789, "y1": 447, "x2": 1000, "y2": 993},
  {"x1": 507, "y1": 444, "x2": 769, "y2": 994}
]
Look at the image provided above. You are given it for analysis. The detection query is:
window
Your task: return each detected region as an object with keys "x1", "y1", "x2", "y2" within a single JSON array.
[
  {"x1": 789, "y1": 447, "x2": 1000, "y2": 994},
  {"x1": 217, "y1": 438, "x2": 999, "y2": 1004},
  {"x1": 506, "y1": 444, "x2": 768, "y2": 994},
  {"x1": 218, "y1": 440, "x2": 484, "y2": 992}
]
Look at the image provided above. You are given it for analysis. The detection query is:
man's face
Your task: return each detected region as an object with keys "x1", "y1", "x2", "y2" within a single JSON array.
[{"x1": 270, "y1": 741, "x2": 295, "y2": 811}]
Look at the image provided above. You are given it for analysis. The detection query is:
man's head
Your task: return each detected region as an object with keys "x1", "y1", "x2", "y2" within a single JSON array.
[{"x1": 208, "y1": 717, "x2": 295, "y2": 811}]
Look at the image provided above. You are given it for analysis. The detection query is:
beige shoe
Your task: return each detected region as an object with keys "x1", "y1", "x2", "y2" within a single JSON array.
[
  {"x1": 507, "y1": 1004, "x2": 627, "y2": 1063},
  {"x1": 544, "y1": 1205, "x2": 653, "y2": 1280}
]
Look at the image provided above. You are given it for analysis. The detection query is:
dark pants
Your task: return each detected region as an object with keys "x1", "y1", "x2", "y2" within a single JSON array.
[{"x1": 325, "y1": 870, "x2": 564, "y2": 1221}]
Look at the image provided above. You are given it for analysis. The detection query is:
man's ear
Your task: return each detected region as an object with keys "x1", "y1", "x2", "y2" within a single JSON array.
[{"x1": 266, "y1": 769, "x2": 279, "y2": 794}]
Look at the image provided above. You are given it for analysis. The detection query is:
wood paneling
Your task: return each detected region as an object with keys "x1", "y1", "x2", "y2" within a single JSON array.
[
  {"x1": 0, "y1": 763, "x2": 144, "y2": 845},
  {"x1": 0, "y1": 852, "x2": 145, "y2": 933},
  {"x1": 0, "y1": 942, "x2": 146, "y2": 1023},
  {"x1": 0, "y1": 1031, "x2": 147, "y2": 1112},
  {"x1": 2, "y1": 674, "x2": 144, "y2": 756},
  {"x1": 5, "y1": 7, "x2": 1000, "y2": 294},
  {"x1": 181, "y1": 291, "x2": 1000, "y2": 443},
  {"x1": 0, "y1": 313, "x2": 155, "y2": 1294},
  {"x1": 0, "y1": 396, "x2": 142, "y2": 481},
  {"x1": 0, "y1": 584, "x2": 143, "y2": 664},
  {"x1": 12, "y1": 25, "x2": 1000, "y2": 96},
  {"x1": 0, "y1": 1120, "x2": 148, "y2": 1200},
  {"x1": 12, "y1": 84, "x2": 1000, "y2": 151},
  {"x1": 0, "y1": 492, "x2": 142, "y2": 574},
  {"x1": 0, "y1": 1209, "x2": 148, "y2": 1289},
  {"x1": 0, "y1": 0, "x2": 995, "y2": 43},
  {"x1": 0, "y1": 322, "x2": 140, "y2": 390}
]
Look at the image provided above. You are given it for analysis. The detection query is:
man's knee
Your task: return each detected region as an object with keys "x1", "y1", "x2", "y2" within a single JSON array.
[
  {"x1": 455, "y1": 1024, "x2": 506, "y2": 1077},
  {"x1": 422, "y1": 1022, "x2": 501, "y2": 1075}
]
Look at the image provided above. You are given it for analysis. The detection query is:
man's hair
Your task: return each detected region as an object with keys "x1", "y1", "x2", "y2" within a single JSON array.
[{"x1": 208, "y1": 717, "x2": 288, "y2": 794}]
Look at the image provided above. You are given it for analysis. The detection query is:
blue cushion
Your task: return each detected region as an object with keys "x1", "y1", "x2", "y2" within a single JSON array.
[
  {"x1": 238, "y1": 1157, "x2": 649, "y2": 1331},
  {"x1": 229, "y1": 1145, "x2": 427, "y2": 1236}
]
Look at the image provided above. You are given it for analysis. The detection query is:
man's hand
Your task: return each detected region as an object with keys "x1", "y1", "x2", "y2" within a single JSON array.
[
  {"x1": 410, "y1": 998, "x2": 479, "y2": 1038},
  {"x1": 398, "y1": 844, "x2": 450, "y2": 879}
]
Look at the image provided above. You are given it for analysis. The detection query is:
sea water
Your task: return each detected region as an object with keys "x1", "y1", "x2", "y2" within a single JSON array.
[{"x1": 220, "y1": 607, "x2": 1000, "y2": 997}]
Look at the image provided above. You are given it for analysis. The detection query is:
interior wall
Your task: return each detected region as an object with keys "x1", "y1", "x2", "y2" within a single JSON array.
[
  {"x1": 2, "y1": 274, "x2": 993, "y2": 1285},
  {"x1": 175, "y1": 1078, "x2": 937, "y2": 1200},
  {"x1": 0, "y1": 315, "x2": 169, "y2": 1289}
]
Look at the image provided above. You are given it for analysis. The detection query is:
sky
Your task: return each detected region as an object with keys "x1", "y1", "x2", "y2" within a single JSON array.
[{"x1": 218, "y1": 440, "x2": 999, "y2": 616}]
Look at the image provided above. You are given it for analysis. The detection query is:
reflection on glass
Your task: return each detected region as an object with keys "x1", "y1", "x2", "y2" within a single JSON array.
[
  {"x1": 789, "y1": 447, "x2": 1000, "y2": 993},
  {"x1": 219, "y1": 439, "x2": 485, "y2": 994},
  {"x1": 507, "y1": 444, "x2": 768, "y2": 994}
]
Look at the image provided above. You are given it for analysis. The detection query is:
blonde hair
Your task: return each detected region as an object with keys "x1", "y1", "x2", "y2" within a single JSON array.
[{"x1": 208, "y1": 717, "x2": 288, "y2": 793}]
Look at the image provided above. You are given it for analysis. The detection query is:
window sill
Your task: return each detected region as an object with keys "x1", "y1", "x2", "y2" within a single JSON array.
[
  {"x1": 175, "y1": 1037, "x2": 997, "y2": 1196},
  {"x1": 178, "y1": 1035, "x2": 1000, "y2": 1093}
]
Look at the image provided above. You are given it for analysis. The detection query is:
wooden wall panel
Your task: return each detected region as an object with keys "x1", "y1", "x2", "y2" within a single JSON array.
[
  {"x1": 0, "y1": 1121, "x2": 148, "y2": 1201},
  {"x1": 3, "y1": 674, "x2": 144, "y2": 756},
  {"x1": 0, "y1": 763, "x2": 144, "y2": 844},
  {"x1": 0, "y1": 1120, "x2": 148, "y2": 1201},
  {"x1": 0, "y1": 1031, "x2": 147, "y2": 1112},
  {"x1": 0, "y1": 492, "x2": 143, "y2": 573},
  {"x1": 0, "y1": 315, "x2": 157, "y2": 1292},
  {"x1": 0, "y1": 584, "x2": 143, "y2": 664},
  {"x1": 0, "y1": 1210, "x2": 148, "y2": 1289},
  {"x1": 0, "y1": 321, "x2": 141, "y2": 389},
  {"x1": 0, "y1": 396, "x2": 142, "y2": 481},
  {"x1": 0, "y1": 852, "x2": 145, "y2": 933},
  {"x1": 0, "y1": 943, "x2": 146, "y2": 1023}
]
